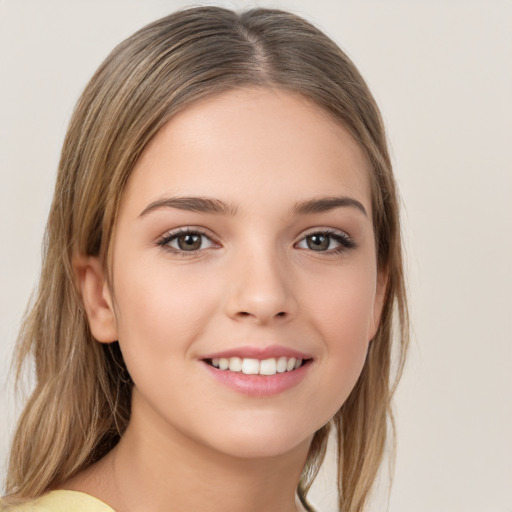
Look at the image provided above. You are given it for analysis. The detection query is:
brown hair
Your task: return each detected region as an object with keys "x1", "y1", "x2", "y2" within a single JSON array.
[{"x1": 5, "y1": 7, "x2": 408, "y2": 512}]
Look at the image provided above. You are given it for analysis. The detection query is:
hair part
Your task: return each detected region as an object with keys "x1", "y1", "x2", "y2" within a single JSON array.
[{"x1": 6, "y1": 7, "x2": 408, "y2": 512}]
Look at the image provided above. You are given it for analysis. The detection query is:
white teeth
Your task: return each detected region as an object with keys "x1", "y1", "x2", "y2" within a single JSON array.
[
  {"x1": 260, "y1": 358, "x2": 277, "y2": 375},
  {"x1": 210, "y1": 356, "x2": 304, "y2": 375},
  {"x1": 241, "y1": 358, "x2": 260, "y2": 374},
  {"x1": 228, "y1": 357, "x2": 242, "y2": 372},
  {"x1": 276, "y1": 356, "x2": 288, "y2": 373}
]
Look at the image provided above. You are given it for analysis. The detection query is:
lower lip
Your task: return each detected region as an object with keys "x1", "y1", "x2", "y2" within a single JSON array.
[{"x1": 201, "y1": 360, "x2": 311, "y2": 397}]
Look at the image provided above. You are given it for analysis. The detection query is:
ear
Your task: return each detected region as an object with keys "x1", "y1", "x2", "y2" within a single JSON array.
[
  {"x1": 74, "y1": 256, "x2": 118, "y2": 343},
  {"x1": 369, "y1": 267, "x2": 388, "y2": 341}
]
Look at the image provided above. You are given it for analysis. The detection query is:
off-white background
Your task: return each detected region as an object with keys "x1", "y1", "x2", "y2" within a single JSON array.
[{"x1": 1, "y1": 1, "x2": 511, "y2": 511}]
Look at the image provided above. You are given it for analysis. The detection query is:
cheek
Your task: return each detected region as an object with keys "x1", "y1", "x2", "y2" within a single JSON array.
[
  {"x1": 111, "y1": 256, "x2": 220, "y2": 364},
  {"x1": 304, "y1": 261, "x2": 377, "y2": 340},
  {"x1": 299, "y1": 263, "x2": 377, "y2": 398}
]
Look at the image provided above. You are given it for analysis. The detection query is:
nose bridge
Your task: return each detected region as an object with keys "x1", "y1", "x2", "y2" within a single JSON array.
[{"x1": 226, "y1": 237, "x2": 296, "y2": 323}]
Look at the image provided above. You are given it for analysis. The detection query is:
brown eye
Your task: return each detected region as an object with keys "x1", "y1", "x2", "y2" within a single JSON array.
[
  {"x1": 296, "y1": 230, "x2": 356, "y2": 253},
  {"x1": 177, "y1": 233, "x2": 202, "y2": 251},
  {"x1": 158, "y1": 229, "x2": 216, "y2": 253},
  {"x1": 306, "y1": 234, "x2": 330, "y2": 251}
]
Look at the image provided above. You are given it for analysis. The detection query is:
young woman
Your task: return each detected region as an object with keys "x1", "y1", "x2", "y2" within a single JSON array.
[{"x1": 2, "y1": 6, "x2": 408, "y2": 512}]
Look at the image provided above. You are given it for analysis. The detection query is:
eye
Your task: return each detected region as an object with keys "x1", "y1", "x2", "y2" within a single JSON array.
[
  {"x1": 157, "y1": 229, "x2": 217, "y2": 253},
  {"x1": 296, "y1": 230, "x2": 356, "y2": 253}
]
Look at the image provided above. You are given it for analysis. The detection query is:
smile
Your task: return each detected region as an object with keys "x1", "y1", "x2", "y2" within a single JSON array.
[
  {"x1": 200, "y1": 346, "x2": 313, "y2": 396},
  {"x1": 208, "y1": 356, "x2": 304, "y2": 376}
]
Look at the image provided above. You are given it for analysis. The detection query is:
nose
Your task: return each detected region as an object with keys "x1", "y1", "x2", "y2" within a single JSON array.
[{"x1": 225, "y1": 247, "x2": 298, "y2": 325}]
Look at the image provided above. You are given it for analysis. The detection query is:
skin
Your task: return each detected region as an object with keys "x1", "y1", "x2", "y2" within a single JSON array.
[{"x1": 69, "y1": 87, "x2": 386, "y2": 512}]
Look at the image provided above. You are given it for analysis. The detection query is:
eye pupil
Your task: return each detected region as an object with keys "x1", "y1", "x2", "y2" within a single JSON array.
[
  {"x1": 178, "y1": 234, "x2": 202, "y2": 251},
  {"x1": 307, "y1": 234, "x2": 329, "y2": 251}
]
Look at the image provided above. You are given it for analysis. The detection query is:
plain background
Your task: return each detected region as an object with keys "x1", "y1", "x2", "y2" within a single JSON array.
[{"x1": 1, "y1": 1, "x2": 511, "y2": 511}]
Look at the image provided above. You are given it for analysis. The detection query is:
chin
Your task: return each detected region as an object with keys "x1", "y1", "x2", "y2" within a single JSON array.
[
  {"x1": 199, "y1": 418, "x2": 316, "y2": 460},
  {"x1": 214, "y1": 437, "x2": 311, "y2": 460}
]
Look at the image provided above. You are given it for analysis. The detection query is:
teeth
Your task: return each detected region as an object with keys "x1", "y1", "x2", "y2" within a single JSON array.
[
  {"x1": 276, "y1": 356, "x2": 288, "y2": 373},
  {"x1": 228, "y1": 357, "x2": 242, "y2": 372},
  {"x1": 210, "y1": 356, "x2": 304, "y2": 375},
  {"x1": 241, "y1": 358, "x2": 260, "y2": 374},
  {"x1": 259, "y1": 358, "x2": 277, "y2": 375}
]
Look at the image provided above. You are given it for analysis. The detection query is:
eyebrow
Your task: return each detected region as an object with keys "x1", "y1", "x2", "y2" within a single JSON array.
[
  {"x1": 139, "y1": 195, "x2": 367, "y2": 218},
  {"x1": 139, "y1": 196, "x2": 238, "y2": 217},
  {"x1": 293, "y1": 196, "x2": 367, "y2": 216}
]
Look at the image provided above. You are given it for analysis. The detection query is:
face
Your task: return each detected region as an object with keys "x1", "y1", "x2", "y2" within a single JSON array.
[{"x1": 86, "y1": 88, "x2": 385, "y2": 459}]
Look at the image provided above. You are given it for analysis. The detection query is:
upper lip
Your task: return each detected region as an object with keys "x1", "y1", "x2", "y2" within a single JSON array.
[{"x1": 200, "y1": 345, "x2": 313, "y2": 361}]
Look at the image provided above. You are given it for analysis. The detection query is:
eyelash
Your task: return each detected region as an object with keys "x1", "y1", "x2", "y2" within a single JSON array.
[
  {"x1": 297, "y1": 229, "x2": 356, "y2": 254},
  {"x1": 157, "y1": 228, "x2": 217, "y2": 255},
  {"x1": 156, "y1": 228, "x2": 356, "y2": 255}
]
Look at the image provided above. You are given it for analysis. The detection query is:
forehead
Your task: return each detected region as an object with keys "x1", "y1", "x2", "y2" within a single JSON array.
[{"x1": 121, "y1": 87, "x2": 372, "y2": 217}]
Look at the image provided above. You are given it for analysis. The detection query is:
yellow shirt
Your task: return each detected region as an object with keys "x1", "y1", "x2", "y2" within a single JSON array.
[
  {"x1": 2, "y1": 490, "x2": 313, "y2": 511},
  {"x1": 0, "y1": 491, "x2": 115, "y2": 512}
]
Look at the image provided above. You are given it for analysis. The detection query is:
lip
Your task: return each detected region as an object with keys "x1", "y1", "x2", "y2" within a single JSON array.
[
  {"x1": 199, "y1": 346, "x2": 313, "y2": 397},
  {"x1": 200, "y1": 345, "x2": 312, "y2": 360}
]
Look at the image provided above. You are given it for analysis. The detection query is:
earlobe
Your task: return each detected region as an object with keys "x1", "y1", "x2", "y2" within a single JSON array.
[{"x1": 74, "y1": 255, "x2": 118, "y2": 343}]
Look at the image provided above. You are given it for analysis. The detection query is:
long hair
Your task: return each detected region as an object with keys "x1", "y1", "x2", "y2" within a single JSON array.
[{"x1": 5, "y1": 7, "x2": 408, "y2": 511}]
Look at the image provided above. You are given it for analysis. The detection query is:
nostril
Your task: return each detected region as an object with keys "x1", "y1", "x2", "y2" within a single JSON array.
[{"x1": 232, "y1": 310, "x2": 289, "y2": 322}]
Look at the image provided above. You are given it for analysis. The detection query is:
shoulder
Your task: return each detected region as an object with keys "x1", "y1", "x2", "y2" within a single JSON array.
[{"x1": 0, "y1": 491, "x2": 115, "y2": 512}]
